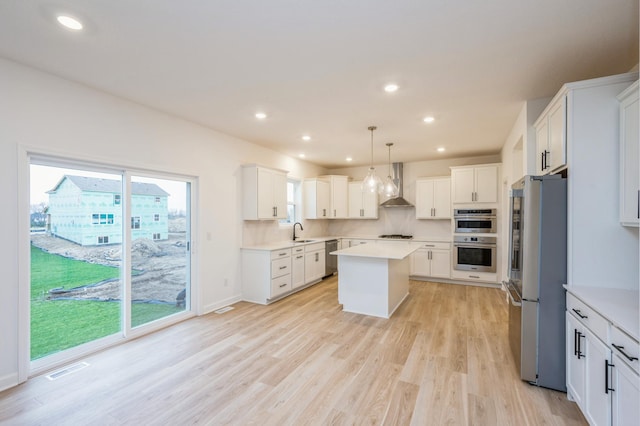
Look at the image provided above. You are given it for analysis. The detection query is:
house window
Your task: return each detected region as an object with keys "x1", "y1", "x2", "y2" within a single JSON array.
[
  {"x1": 155, "y1": 197, "x2": 161, "y2": 203},
  {"x1": 279, "y1": 179, "x2": 300, "y2": 225},
  {"x1": 113, "y1": 194, "x2": 121, "y2": 205},
  {"x1": 152, "y1": 233, "x2": 161, "y2": 240},
  {"x1": 131, "y1": 217, "x2": 141, "y2": 229},
  {"x1": 93, "y1": 213, "x2": 114, "y2": 225},
  {"x1": 98, "y1": 236, "x2": 109, "y2": 244},
  {"x1": 154, "y1": 214, "x2": 159, "y2": 221}
]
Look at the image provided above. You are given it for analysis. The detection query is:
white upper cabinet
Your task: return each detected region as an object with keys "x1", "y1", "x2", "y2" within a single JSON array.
[
  {"x1": 618, "y1": 81, "x2": 639, "y2": 227},
  {"x1": 303, "y1": 175, "x2": 348, "y2": 219},
  {"x1": 242, "y1": 165, "x2": 288, "y2": 220},
  {"x1": 415, "y1": 177, "x2": 451, "y2": 219},
  {"x1": 450, "y1": 164, "x2": 498, "y2": 204},
  {"x1": 535, "y1": 96, "x2": 568, "y2": 175},
  {"x1": 325, "y1": 175, "x2": 349, "y2": 218},
  {"x1": 348, "y1": 181, "x2": 379, "y2": 219},
  {"x1": 303, "y1": 178, "x2": 330, "y2": 219}
]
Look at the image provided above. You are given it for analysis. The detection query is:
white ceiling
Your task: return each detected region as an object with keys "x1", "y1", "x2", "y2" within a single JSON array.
[{"x1": 0, "y1": 1, "x2": 637, "y2": 168}]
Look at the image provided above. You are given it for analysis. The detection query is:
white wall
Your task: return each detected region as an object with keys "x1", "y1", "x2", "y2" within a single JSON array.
[
  {"x1": 327, "y1": 154, "x2": 501, "y2": 239},
  {"x1": 0, "y1": 58, "x2": 326, "y2": 391}
]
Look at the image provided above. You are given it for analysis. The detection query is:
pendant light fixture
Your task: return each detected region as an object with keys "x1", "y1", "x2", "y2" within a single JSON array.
[
  {"x1": 362, "y1": 126, "x2": 383, "y2": 194},
  {"x1": 383, "y1": 143, "x2": 399, "y2": 198}
]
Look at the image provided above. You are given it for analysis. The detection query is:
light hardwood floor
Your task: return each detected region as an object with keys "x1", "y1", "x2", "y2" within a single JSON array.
[{"x1": 0, "y1": 278, "x2": 586, "y2": 425}]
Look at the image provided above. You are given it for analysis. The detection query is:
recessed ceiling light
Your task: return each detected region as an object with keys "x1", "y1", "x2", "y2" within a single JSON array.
[
  {"x1": 437, "y1": 147, "x2": 445, "y2": 152},
  {"x1": 299, "y1": 153, "x2": 306, "y2": 158},
  {"x1": 57, "y1": 15, "x2": 83, "y2": 30},
  {"x1": 423, "y1": 116, "x2": 435, "y2": 123},
  {"x1": 255, "y1": 112, "x2": 267, "y2": 120},
  {"x1": 346, "y1": 157, "x2": 353, "y2": 162},
  {"x1": 384, "y1": 84, "x2": 399, "y2": 93},
  {"x1": 302, "y1": 135, "x2": 311, "y2": 141}
]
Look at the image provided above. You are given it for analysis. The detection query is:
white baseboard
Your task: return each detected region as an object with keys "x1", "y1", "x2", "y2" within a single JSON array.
[
  {"x1": 0, "y1": 372, "x2": 20, "y2": 393},
  {"x1": 202, "y1": 295, "x2": 242, "y2": 315}
]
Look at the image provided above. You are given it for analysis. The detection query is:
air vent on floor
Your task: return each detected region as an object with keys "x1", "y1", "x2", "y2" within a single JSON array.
[
  {"x1": 214, "y1": 306, "x2": 234, "y2": 314},
  {"x1": 45, "y1": 362, "x2": 90, "y2": 380}
]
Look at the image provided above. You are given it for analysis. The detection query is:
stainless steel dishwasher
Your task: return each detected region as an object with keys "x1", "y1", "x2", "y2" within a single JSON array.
[{"x1": 324, "y1": 239, "x2": 338, "y2": 277}]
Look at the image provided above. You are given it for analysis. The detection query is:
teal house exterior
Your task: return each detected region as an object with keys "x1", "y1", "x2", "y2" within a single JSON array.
[{"x1": 47, "y1": 175, "x2": 169, "y2": 246}]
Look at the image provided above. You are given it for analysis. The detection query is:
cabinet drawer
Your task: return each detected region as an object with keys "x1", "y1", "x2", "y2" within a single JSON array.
[
  {"x1": 567, "y1": 294, "x2": 608, "y2": 343},
  {"x1": 305, "y1": 242, "x2": 325, "y2": 252},
  {"x1": 416, "y1": 241, "x2": 450, "y2": 250},
  {"x1": 271, "y1": 248, "x2": 291, "y2": 260},
  {"x1": 270, "y1": 274, "x2": 292, "y2": 298},
  {"x1": 271, "y1": 257, "x2": 291, "y2": 278},
  {"x1": 611, "y1": 326, "x2": 640, "y2": 373}
]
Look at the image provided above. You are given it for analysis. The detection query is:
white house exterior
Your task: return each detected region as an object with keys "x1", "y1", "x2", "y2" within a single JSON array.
[{"x1": 47, "y1": 175, "x2": 169, "y2": 246}]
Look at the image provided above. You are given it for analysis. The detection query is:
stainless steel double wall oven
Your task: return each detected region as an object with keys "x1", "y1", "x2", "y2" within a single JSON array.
[{"x1": 453, "y1": 208, "x2": 497, "y2": 273}]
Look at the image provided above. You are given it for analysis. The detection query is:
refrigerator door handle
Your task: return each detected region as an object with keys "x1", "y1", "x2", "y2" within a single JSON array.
[{"x1": 506, "y1": 282, "x2": 522, "y2": 307}]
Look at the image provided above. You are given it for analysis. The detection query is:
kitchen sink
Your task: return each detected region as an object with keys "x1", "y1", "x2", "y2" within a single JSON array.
[{"x1": 293, "y1": 239, "x2": 315, "y2": 243}]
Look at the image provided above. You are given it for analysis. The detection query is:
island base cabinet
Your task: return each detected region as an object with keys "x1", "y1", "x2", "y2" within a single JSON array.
[{"x1": 337, "y1": 255, "x2": 409, "y2": 319}]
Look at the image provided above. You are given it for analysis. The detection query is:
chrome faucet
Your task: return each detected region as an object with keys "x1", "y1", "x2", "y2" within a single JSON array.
[{"x1": 292, "y1": 222, "x2": 303, "y2": 241}]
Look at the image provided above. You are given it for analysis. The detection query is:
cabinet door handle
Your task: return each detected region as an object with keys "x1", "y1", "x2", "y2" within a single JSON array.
[
  {"x1": 605, "y1": 360, "x2": 615, "y2": 394},
  {"x1": 612, "y1": 344, "x2": 639, "y2": 362},
  {"x1": 279, "y1": 253, "x2": 287, "y2": 257},
  {"x1": 279, "y1": 266, "x2": 287, "y2": 270},
  {"x1": 571, "y1": 308, "x2": 588, "y2": 319},
  {"x1": 577, "y1": 331, "x2": 584, "y2": 359},
  {"x1": 546, "y1": 150, "x2": 550, "y2": 170},
  {"x1": 637, "y1": 190, "x2": 639, "y2": 219},
  {"x1": 315, "y1": 252, "x2": 319, "y2": 261},
  {"x1": 541, "y1": 152, "x2": 545, "y2": 171},
  {"x1": 574, "y1": 329, "x2": 578, "y2": 357},
  {"x1": 334, "y1": 209, "x2": 336, "y2": 217},
  {"x1": 322, "y1": 208, "x2": 326, "y2": 217},
  {"x1": 296, "y1": 255, "x2": 303, "y2": 259},
  {"x1": 469, "y1": 275, "x2": 480, "y2": 279},
  {"x1": 279, "y1": 283, "x2": 287, "y2": 288}
]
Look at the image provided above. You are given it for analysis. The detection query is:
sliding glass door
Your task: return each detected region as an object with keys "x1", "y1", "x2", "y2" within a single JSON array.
[
  {"x1": 130, "y1": 175, "x2": 190, "y2": 327},
  {"x1": 29, "y1": 161, "x2": 192, "y2": 366}
]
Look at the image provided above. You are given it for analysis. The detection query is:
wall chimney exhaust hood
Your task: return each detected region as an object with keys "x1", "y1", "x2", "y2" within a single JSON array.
[{"x1": 380, "y1": 163, "x2": 414, "y2": 208}]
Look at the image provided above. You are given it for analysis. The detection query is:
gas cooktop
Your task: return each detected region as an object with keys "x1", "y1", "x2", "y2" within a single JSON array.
[{"x1": 378, "y1": 234, "x2": 413, "y2": 239}]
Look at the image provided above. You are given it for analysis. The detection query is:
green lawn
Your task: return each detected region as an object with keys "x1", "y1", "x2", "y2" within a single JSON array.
[{"x1": 31, "y1": 245, "x2": 183, "y2": 360}]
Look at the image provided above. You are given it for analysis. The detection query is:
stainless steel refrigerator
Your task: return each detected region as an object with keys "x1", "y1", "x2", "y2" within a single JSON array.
[{"x1": 506, "y1": 174, "x2": 567, "y2": 392}]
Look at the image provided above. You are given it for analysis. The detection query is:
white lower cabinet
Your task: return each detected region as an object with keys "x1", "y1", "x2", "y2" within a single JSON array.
[
  {"x1": 410, "y1": 242, "x2": 451, "y2": 279},
  {"x1": 611, "y1": 353, "x2": 640, "y2": 425},
  {"x1": 566, "y1": 292, "x2": 640, "y2": 426},
  {"x1": 291, "y1": 246, "x2": 305, "y2": 289},
  {"x1": 304, "y1": 242, "x2": 326, "y2": 284},
  {"x1": 342, "y1": 239, "x2": 374, "y2": 248},
  {"x1": 242, "y1": 242, "x2": 327, "y2": 304},
  {"x1": 583, "y1": 326, "x2": 610, "y2": 426}
]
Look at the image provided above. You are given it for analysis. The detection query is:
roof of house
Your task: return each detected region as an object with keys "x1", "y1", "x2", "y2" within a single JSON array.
[{"x1": 47, "y1": 175, "x2": 170, "y2": 197}]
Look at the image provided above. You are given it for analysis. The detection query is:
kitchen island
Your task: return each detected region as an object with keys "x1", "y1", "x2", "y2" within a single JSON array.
[{"x1": 331, "y1": 242, "x2": 420, "y2": 318}]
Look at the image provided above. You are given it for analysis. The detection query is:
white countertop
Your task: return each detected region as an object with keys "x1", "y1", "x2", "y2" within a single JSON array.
[
  {"x1": 565, "y1": 285, "x2": 639, "y2": 341},
  {"x1": 330, "y1": 243, "x2": 420, "y2": 260},
  {"x1": 242, "y1": 236, "x2": 451, "y2": 251},
  {"x1": 242, "y1": 236, "x2": 339, "y2": 251}
]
